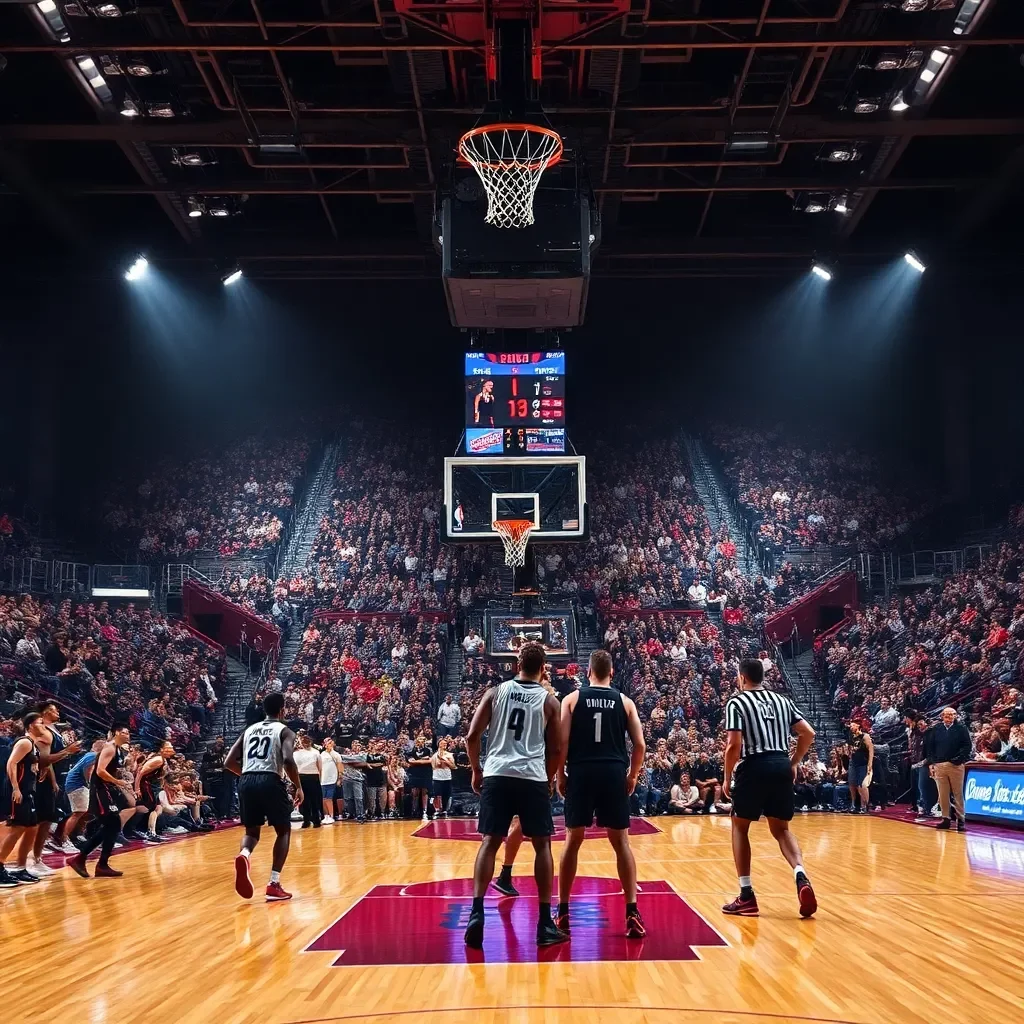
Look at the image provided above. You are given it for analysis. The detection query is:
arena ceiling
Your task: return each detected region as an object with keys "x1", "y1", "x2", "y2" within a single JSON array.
[{"x1": 1, "y1": 0, "x2": 1023, "y2": 280}]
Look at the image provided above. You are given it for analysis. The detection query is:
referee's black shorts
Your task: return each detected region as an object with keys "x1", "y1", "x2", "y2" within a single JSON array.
[
  {"x1": 564, "y1": 761, "x2": 630, "y2": 831},
  {"x1": 731, "y1": 753, "x2": 795, "y2": 822},
  {"x1": 478, "y1": 775, "x2": 553, "y2": 838}
]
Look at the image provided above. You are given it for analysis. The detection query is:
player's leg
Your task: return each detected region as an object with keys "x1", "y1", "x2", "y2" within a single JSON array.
[
  {"x1": 465, "y1": 777, "x2": 513, "y2": 948},
  {"x1": 556, "y1": 827, "x2": 585, "y2": 932},
  {"x1": 1, "y1": 826, "x2": 35, "y2": 883},
  {"x1": 264, "y1": 778, "x2": 295, "y2": 901},
  {"x1": 606, "y1": 828, "x2": 644, "y2": 936},
  {"x1": 722, "y1": 815, "x2": 758, "y2": 915},
  {"x1": 520, "y1": 778, "x2": 566, "y2": 946},
  {"x1": 492, "y1": 816, "x2": 522, "y2": 896}
]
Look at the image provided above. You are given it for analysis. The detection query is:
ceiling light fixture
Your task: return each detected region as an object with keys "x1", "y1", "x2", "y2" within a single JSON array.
[
  {"x1": 187, "y1": 197, "x2": 204, "y2": 218},
  {"x1": 890, "y1": 93, "x2": 910, "y2": 112},
  {"x1": 37, "y1": 0, "x2": 58, "y2": 12},
  {"x1": 94, "y1": 3, "x2": 123, "y2": 16},
  {"x1": 119, "y1": 98, "x2": 139, "y2": 118},
  {"x1": 147, "y1": 102, "x2": 175, "y2": 118},
  {"x1": 904, "y1": 251, "x2": 927, "y2": 273},
  {"x1": 821, "y1": 145, "x2": 862, "y2": 163},
  {"x1": 834, "y1": 196, "x2": 850, "y2": 215},
  {"x1": 124, "y1": 255, "x2": 148, "y2": 281},
  {"x1": 222, "y1": 268, "x2": 243, "y2": 286},
  {"x1": 208, "y1": 205, "x2": 231, "y2": 217},
  {"x1": 126, "y1": 62, "x2": 153, "y2": 77},
  {"x1": 900, "y1": 0, "x2": 930, "y2": 10},
  {"x1": 853, "y1": 99, "x2": 881, "y2": 114},
  {"x1": 811, "y1": 263, "x2": 833, "y2": 281}
]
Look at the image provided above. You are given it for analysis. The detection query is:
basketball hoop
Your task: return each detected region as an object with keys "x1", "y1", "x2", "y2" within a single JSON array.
[
  {"x1": 458, "y1": 123, "x2": 563, "y2": 229},
  {"x1": 493, "y1": 518, "x2": 535, "y2": 567}
]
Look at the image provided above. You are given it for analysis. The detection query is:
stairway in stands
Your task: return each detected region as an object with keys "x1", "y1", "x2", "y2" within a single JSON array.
[
  {"x1": 782, "y1": 649, "x2": 847, "y2": 750},
  {"x1": 209, "y1": 652, "x2": 253, "y2": 741},
  {"x1": 683, "y1": 432, "x2": 760, "y2": 581}
]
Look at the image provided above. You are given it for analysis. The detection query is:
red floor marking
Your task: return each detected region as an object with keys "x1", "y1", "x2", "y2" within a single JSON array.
[{"x1": 413, "y1": 815, "x2": 662, "y2": 842}]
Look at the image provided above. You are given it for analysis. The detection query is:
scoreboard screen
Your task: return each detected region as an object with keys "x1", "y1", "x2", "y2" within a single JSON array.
[{"x1": 465, "y1": 352, "x2": 566, "y2": 430}]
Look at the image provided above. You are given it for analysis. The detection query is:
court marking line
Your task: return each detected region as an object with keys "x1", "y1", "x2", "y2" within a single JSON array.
[{"x1": 281, "y1": 1004, "x2": 867, "y2": 1024}]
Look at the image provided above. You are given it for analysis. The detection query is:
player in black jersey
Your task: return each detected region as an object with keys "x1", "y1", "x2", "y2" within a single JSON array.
[
  {"x1": 0, "y1": 713, "x2": 50, "y2": 885},
  {"x1": 135, "y1": 741, "x2": 175, "y2": 843},
  {"x1": 555, "y1": 650, "x2": 647, "y2": 938}
]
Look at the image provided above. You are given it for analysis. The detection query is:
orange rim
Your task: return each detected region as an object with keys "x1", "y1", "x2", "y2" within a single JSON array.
[
  {"x1": 492, "y1": 518, "x2": 536, "y2": 541},
  {"x1": 458, "y1": 123, "x2": 563, "y2": 172}
]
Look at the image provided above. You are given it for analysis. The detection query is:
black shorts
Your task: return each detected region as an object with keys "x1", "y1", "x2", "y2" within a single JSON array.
[
  {"x1": 239, "y1": 773, "x2": 292, "y2": 830},
  {"x1": 35, "y1": 780, "x2": 61, "y2": 822},
  {"x1": 7, "y1": 791, "x2": 38, "y2": 828},
  {"x1": 731, "y1": 753, "x2": 794, "y2": 822},
  {"x1": 139, "y1": 782, "x2": 162, "y2": 813},
  {"x1": 89, "y1": 780, "x2": 130, "y2": 818},
  {"x1": 564, "y1": 761, "x2": 631, "y2": 831},
  {"x1": 478, "y1": 775, "x2": 553, "y2": 838}
]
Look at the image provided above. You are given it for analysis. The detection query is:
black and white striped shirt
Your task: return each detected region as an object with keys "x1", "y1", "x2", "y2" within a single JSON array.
[{"x1": 725, "y1": 689, "x2": 805, "y2": 759}]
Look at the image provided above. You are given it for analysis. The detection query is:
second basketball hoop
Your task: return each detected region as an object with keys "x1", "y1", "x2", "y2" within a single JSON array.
[{"x1": 458, "y1": 123, "x2": 563, "y2": 229}]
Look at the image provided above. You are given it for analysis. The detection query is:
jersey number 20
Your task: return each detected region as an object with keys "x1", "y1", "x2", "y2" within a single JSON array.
[{"x1": 247, "y1": 734, "x2": 271, "y2": 760}]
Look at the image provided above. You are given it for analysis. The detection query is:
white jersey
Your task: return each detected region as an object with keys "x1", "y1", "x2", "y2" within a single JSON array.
[
  {"x1": 483, "y1": 679, "x2": 549, "y2": 782},
  {"x1": 242, "y1": 720, "x2": 287, "y2": 776}
]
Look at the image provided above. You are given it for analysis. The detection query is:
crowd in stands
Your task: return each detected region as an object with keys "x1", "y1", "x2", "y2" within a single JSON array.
[
  {"x1": 0, "y1": 595, "x2": 225, "y2": 750},
  {"x1": 101, "y1": 433, "x2": 314, "y2": 558},
  {"x1": 710, "y1": 425, "x2": 931, "y2": 560}
]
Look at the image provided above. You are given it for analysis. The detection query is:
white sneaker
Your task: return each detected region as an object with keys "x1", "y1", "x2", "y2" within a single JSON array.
[
  {"x1": 322, "y1": 816, "x2": 335, "y2": 825},
  {"x1": 422, "y1": 813, "x2": 429, "y2": 821},
  {"x1": 801, "y1": 805, "x2": 809, "y2": 812},
  {"x1": 931, "y1": 805, "x2": 943, "y2": 818},
  {"x1": 709, "y1": 805, "x2": 718, "y2": 814},
  {"x1": 28, "y1": 859, "x2": 55, "y2": 877},
  {"x1": 60, "y1": 839, "x2": 79, "y2": 855},
  {"x1": 166, "y1": 826, "x2": 188, "y2": 835}
]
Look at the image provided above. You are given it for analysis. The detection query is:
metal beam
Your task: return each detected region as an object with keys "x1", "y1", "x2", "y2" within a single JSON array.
[{"x1": 3, "y1": 116, "x2": 1022, "y2": 146}]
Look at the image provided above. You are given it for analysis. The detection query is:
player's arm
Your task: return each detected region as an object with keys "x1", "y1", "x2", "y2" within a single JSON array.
[
  {"x1": 623, "y1": 695, "x2": 646, "y2": 795},
  {"x1": 134, "y1": 755, "x2": 161, "y2": 794},
  {"x1": 862, "y1": 731, "x2": 873, "y2": 773},
  {"x1": 543, "y1": 692, "x2": 563, "y2": 788},
  {"x1": 473, "y1": 392, "x2": 482, "y2": 423},
  {"x1": 224, "y1": 734, "x2": 244, "y2": 776},
  {"x1": 37, "y1": 738, "x2": 82, "y2": 767},
  {"x1": 466, "y1": 688, "x2": 495, "y2": 792},
  {"x1": 6, "y1": 737, "x2": 31, "y2": 802},
  {"x1": 281, "y1": 728, "x2": 303, "y2": 804},
  {"x1": 554, "y1": 690, "x2": 578, "y2": 794},
  {"x1": 95, "y1": 741, "x2": 132, "y2": 794}
]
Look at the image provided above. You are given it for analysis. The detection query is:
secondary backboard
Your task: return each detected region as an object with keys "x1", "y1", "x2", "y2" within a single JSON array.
[{"x1": 443, "y1": 455, "x2": 586, "y2": 542}]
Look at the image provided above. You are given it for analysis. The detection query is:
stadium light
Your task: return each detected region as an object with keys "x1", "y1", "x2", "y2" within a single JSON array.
[
  {"x1": 890, "y1": 93, "x2": 910, "y2": 113},
  {"x1": 811, "y1": 263, "x2": 833, "y2": 282},
  {"x1": 124, "y1": 255, "x2": 148, "y2": 281},
  {"x1": 222, "y1": 268, "x2": 243, "y2": 286},
  {"x1": 904, "y1": 251, "x2": 927, "y2": 273}
]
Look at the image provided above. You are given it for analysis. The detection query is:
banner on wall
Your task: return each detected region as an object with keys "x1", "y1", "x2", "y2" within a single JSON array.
[{"x1": 963, "y1": 762, "x2": 1024, "y2": 829}]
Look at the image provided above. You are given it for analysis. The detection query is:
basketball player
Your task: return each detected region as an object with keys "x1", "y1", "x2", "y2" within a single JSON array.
[
  {"x1": 31, "y1": 701, "x2": 82, "y2": 871},
  {"x1": 67, "y1": 723, "x2": 138, "y2": 879},
  {"x1": 556, "y1": 649, "x2": 647, "y2": 938},
  {"x1": 135, "y1": 741, "x2": 175, "y2": 842},
  {"x1": 225, "y1": 691, "x2": 303, "y2": 902},
  {"x1": 721, "y1": 658, "x2": 817, "y2": 918},
  {"x1": 465, "y1": 641, "x2": 567, "y2": 948},
  {"x1": 473, "y1": 378, "x2": 496, "y2": 425},
  {"x1": 0, "y1": 712, "x2": 50, "y2": 885}
]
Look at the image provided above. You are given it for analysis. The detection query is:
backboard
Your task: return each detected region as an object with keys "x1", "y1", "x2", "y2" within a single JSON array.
[{"x1": 443, "y1": 455, "x2": 586, "y2": 542}]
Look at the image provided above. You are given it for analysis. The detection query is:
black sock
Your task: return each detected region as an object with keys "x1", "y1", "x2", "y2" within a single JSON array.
[
  {"x1": 471, "y1": 896, "x2": 484, "y2": 915},
  {"x1": 739, "y1": 885, "x2": 755, "y2": 900},
  {"x1": 557, "y1": 901, "x2": 569, "y2": 918},
  {"x1": 499, "y1": 864, "x2": 513, "y2": 882},
  {"x1": 538, "y1": 901, "x2": 552, "y2": 923},
  {"x1": 626, "y1": 902, "x2": 638, "y2": 916}
]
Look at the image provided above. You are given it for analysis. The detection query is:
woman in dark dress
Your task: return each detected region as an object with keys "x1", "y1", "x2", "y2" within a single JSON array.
[{"x1": 847, "y1": 721, "x2": 874, "y2": 814}]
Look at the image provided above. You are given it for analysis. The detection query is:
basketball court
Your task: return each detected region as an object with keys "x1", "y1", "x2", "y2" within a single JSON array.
[{"x1": 6, "y1": 815, "x2": 1022, "y2": 1024}]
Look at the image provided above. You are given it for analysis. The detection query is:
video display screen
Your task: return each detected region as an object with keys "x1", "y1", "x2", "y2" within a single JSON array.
[
  {"x1": 464, "y1": 426, "x2": 566, "y2": 456},
  {"x1": 487, "y1": 613, "x2": 575, "y2": 658},
  {"x1": 465, "y1": 352, "x2": 566, "y2": 430}
]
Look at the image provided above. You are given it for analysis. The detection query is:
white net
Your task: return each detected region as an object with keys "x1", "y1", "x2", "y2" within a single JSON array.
[
  {"x1": 458, "y1": 124, "x2": 563, "y2": 229},
  {"x1": 493, "y1": 519, "x2": 535, "y2": 568}
]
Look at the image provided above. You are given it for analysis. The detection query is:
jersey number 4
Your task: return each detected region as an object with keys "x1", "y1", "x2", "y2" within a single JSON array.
[
  {"x1": 247, "y1": 734, "x2": 271, "y2": 760},
  {"x1": 507, "y1": 708, "x2": 526, "y2": 742}
]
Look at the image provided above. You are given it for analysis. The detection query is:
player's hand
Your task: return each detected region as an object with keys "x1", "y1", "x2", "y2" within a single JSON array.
[
  {"x1": 293, "y1": 788, "x2": 304, "y2": 807},
  {"x1": 625, "y1": 774, "x2": 637, "y2": 796},
  {"x1": 66, "y1": 740, "x2": 82, "y2": 755},
  {"x1": 12, "y1": 788, "x2": 22, "y2": 805},
  {"x1": 928, "y1": 765, "x2": 935, "y2": 778},
  {"x1": 556, "y1": 774, "x2": 566, "y2": 798},
  {"x1": 722, "y1": 780, "x2": 731, "y2": 801},
  {"x1": 471, "y1": 769, "x2": 483, "y2": 795},
  {"x1": 791, "y1": 763, "x2": 799, "y2": 784}
]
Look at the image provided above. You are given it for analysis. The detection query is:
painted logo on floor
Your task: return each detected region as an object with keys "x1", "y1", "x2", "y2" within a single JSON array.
[
  {"x1": 414, "y1": 815, "x2": 662, "y2": 842},
  {"x1": 306, "y1": 875, "x2": 727, "y2": 965}
]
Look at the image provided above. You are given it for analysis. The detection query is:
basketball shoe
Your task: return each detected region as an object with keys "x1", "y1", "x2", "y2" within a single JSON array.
[
  {"x1": 234, "y1": 853, "x2": 254, "y2": 899},
  {"x1": 266, "y1": 881, "x2": 293, "y2": 902}
]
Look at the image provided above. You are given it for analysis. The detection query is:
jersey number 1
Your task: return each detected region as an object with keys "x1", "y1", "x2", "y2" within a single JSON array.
[
  {"x1": 593, "y1": 712, "x2": 602, "y2": 743},
  {"x1": 247, "y1": 735, "x2": 271, "y2": 760},
  {"x1": 507, "y1": 708, "x2": 525, "y2": 742}
]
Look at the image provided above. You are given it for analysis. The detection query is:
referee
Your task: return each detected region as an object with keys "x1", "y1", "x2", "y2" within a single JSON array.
[{"x1": 722, "y1": 658, "x2": 817, "y2": 918}]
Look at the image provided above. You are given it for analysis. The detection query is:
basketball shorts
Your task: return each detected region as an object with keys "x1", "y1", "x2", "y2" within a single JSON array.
[
  {"x1": 139, "y1": 781, "x2": 162, "y2": 813},
  {"x1": 239, "y1": 772, "x2": 292, "y2": 830},
  {"x1": 35, "y1": 780, "x2": 61, "y2": 822},
  {"x1": 7, "y1": 791, "x2": 38, "y2": 828},
  {"x1": 89, "y1": 781, "x2": 131, "y2": 818},
  {"x1": 68, "y1": 786, "x2": 90, "y2": 813},
  {"x1": 478, "y1": 775, "x2": 553, "y2": 838},
  {"x1": 731, "y1": 753, "x2": 794, "y2": 822},
  {"x1": 564, "y1": 761, "x2": 631, "y2": 831}
]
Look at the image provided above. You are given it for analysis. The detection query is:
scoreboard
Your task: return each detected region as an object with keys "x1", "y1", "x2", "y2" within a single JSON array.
[{"x1": 464, "y1": 351, "x2": 565, "y2": 455}]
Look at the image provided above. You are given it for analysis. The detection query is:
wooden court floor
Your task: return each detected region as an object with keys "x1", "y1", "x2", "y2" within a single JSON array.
[{"x1": 2, "y1": 814, "x2": 1022, "y2": 1024}]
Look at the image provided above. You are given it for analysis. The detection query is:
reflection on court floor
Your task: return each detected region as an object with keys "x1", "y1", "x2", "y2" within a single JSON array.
[{"x1": 413, "y1": 815, "x2": 662, "y2": 842}]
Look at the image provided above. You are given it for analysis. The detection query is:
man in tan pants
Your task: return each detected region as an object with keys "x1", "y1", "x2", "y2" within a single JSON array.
[{"x1": 927, "y1": 708, "x2": 972, "y2": 832}]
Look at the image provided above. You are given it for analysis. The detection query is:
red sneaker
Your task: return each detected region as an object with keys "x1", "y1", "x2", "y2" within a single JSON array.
[
  {"x1": 625, "y1": 909, "x2": 647, "y2": 938},
  {"x1": 797, "y1": 878, "x2": 817, "y2": 918},
  {"x1": 95, "y1": 864, "x2": 124, "y2": 878},
  {"x1": 234, "y1": 853, "x2": 254, "y2": 900},
  {"x1": 722, "y1": 894, "x2": 760, "y2": 916},
  {"x1": 66, "y1": 853, "x2": 89, "y2": 879},
  {"x1": 266, "y1": 881, "x2": 293, "y2": 902},
  {"x1": 555, "y1": 912, "x2": 571, "y2": 936}
]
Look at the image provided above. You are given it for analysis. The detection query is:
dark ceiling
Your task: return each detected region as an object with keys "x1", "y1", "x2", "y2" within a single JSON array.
[{"x1": 1, "y1": 0, "x2": 1023, "y2": 279}]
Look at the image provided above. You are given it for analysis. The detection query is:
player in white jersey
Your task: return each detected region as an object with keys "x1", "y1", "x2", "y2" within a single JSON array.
[
  {"x1": 465, "y1": 642, "x2": 566, "y2": 948},
  {"x1": 225, "y1": 692, "x2": 302, "y2": 902}
]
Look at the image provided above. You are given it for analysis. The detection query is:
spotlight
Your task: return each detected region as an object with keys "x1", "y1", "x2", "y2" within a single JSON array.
[
  {"x1": 853, "y1": 99, "x2": 881, "y2": 114},
  {"x1": 94, "y1": 3, "x2": 122, "y2": 16},
  {"x1": 811, "y1": 263, "x2": 833, "y2": 281},
  {"x1": 208, "y1": 205, "x2": 231, "y2": 218},
  {"x1": 187, "y1": 197, "x2": 204, "y2": 218},
  {"x1": 120, "y1": 97, "x2": 140, "y2": 118},
  {"x1": 904, "y1": 251, "x2": 927, "y2": 273},
  {"x1": 222, "y1": 268, "x2": 243, "y2": 286},
  {"x1": 820, "y1": 144, "x2": 861, "y2": 163},
  {"x1": 794, "y1": 192, "x2": 833, "y2": 214},
  {"x1": 172, "y1": 149, "x2": 210, "y2": 168},
  {"x1": 147, "y1": 102, "x2": 176, "y2": 118},
  {"x1": 873, "y1": 50, "x2": 924, "y2": 71},
  {"x1": 36, "y1": 0, "x2": 57, "y2": 11},
  {"x1": 900, "y1": 0, "x2": 930, "y2": 10},
  {"x1": 834, "y1": 195, "x2": 850, "y2": 215},
  {"x1": 126, "y1": 62, "x2": 153, "y2": 77},
  {"x1": 890, "y1": 92, "x2": 910, "y2": 112},
  {"x1": 124, "y1": 255, "x2": 148, "y2": 281}
]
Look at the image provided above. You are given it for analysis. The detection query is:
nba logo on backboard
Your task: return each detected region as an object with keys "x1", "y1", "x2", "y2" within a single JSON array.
[{"x1": 305, "y1": 876, "x2": 727, "y2": 966}]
